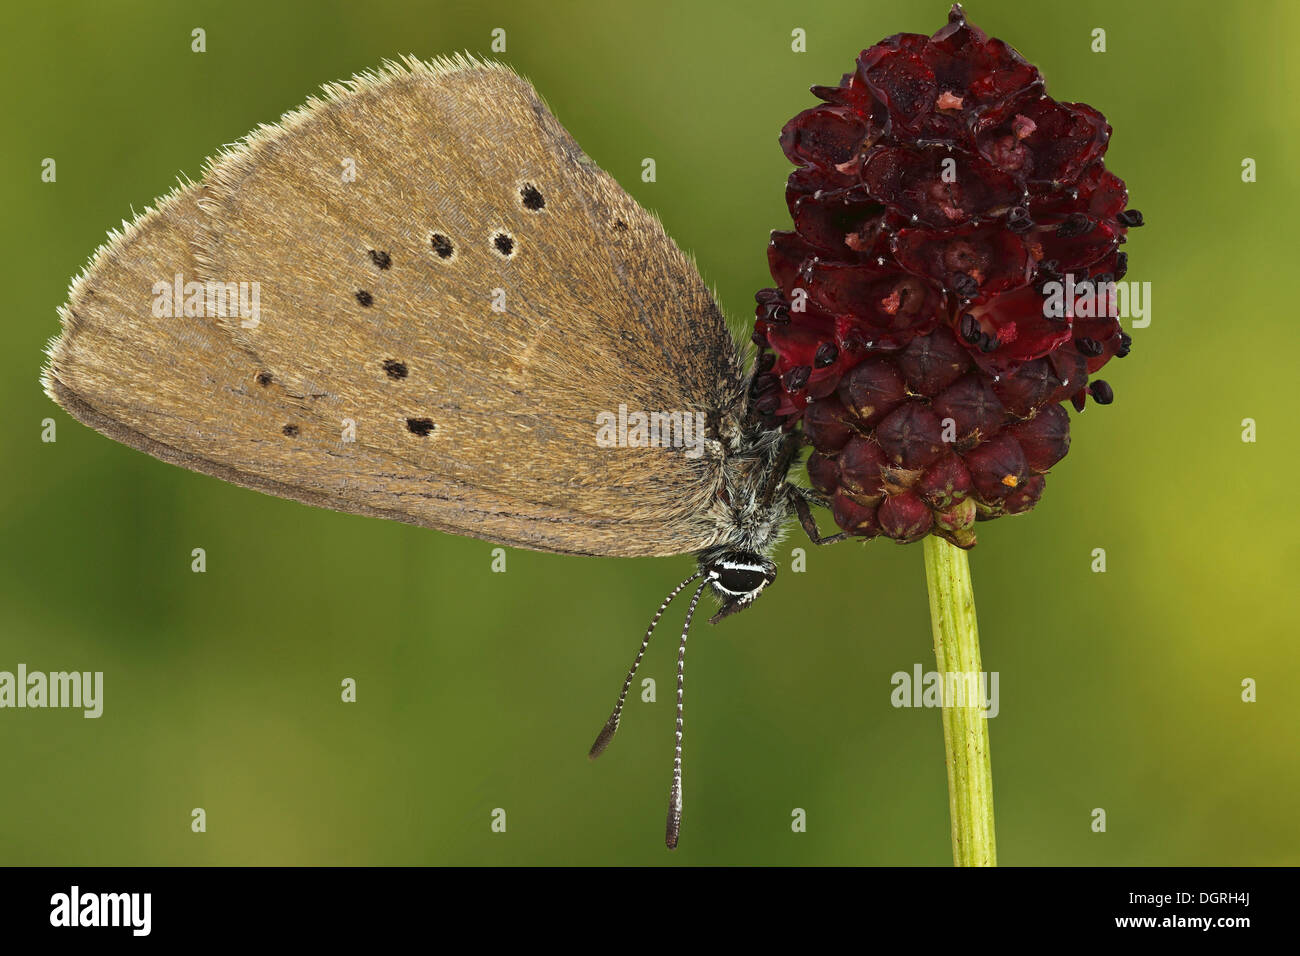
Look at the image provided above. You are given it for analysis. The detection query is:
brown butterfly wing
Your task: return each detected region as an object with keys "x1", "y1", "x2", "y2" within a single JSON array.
[
  {"x1": 198, "y1": 56, "x2": 746, "y2": 554},
  {"x1": 45, "y1": 59, "x2": 747, "y2": 557},
  {"x1": 43, "y1": 185, "x2": 646, "y2": 553}
]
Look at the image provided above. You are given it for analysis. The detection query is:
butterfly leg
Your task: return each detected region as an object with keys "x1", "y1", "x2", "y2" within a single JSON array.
[{"x1": 788, "y1": 486, "x2": 850, "y2": 546}]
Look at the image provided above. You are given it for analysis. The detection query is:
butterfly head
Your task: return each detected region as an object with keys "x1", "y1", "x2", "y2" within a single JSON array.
[{"x1": 700, "y1": 549, "x2": 777, "y2": 624}]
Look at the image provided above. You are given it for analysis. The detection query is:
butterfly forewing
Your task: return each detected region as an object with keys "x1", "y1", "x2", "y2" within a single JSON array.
[
  {"x1": 46, "y1": 57, "x2": 747, "y2": 557},
  {"x1": 44, "y1": 185, "x2": 642, "y2": 552}
]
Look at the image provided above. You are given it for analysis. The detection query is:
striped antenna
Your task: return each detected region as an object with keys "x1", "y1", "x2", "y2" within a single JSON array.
[
  {"x1": 588, "y1": 571, "x2": 702, "y2": 760},
  {"x1": 665, "y1": 579, "x2": 707, "y2": 850}
]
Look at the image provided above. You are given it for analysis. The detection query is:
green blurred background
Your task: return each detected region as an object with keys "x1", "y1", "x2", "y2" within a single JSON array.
[{"x1": 2, "y1": 0, "x2": 1296, "y2": 865}]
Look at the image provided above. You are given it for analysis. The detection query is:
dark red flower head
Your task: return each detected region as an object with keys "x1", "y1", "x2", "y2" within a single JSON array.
[{"x1": 752, "y1": 5, "x2": 1140, "y2": 547}]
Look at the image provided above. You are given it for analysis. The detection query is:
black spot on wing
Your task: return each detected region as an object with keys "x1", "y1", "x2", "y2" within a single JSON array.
[
  {"x1": 520, "y1": 183, "x2": 544, "y2": 210},
  {"x1": 430, "y1": 234, "x2": 454, "y2": 259}
]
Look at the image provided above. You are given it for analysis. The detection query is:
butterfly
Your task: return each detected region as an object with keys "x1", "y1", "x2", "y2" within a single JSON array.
[{"x1": 42, "y1": 55, "x2": 840, "y2": 849}]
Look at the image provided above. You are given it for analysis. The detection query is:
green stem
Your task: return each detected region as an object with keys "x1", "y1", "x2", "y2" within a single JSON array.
[{"x1": 922, "y1": 534, "x2": 997, "y2": 867}]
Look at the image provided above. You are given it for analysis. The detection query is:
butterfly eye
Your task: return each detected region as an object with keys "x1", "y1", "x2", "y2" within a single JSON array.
[
  {"x1": 707, "y1": 554, "x2": 775, "y2": 597},
  {"x1": 715, "y1": 565, "x2": 767, "y2": 595}
]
